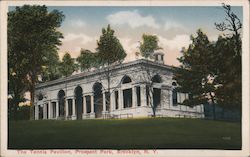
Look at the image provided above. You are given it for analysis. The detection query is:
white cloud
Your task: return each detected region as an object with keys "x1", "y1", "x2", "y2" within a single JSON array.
[
  {"x1": 69, "y1": 19, "x2": 86, "y2": 28},
  {"x1": 158, "y1": 34, "x2": 191, "y2": 51},
  {"x1": 119, "y1": 37, "x2": 140, "y2": 62},
  {"x1": 63, "y1": 33, "x2": 96, "y2": 45},
  {"x1": 107, "y1": 10, "x2": 160, "y2": 29},
  {"x1": 164, "y1": 21, "x2": 185, "y2": 31}
]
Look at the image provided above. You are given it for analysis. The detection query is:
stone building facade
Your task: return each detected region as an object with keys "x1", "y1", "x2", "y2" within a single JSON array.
[{"x1": 34, "y1": 53, "x2": 204, "y2": 120}]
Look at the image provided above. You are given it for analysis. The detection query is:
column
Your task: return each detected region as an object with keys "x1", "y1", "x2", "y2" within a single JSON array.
[
  {"x1": 65, "y1": 98, "x2": 69, "y2": 119},
  {"x1": 43, "y1": 104, "x2": 46, "y2": 120},
  {"x1": 132, "y1": 86, "x2": 137, "y2": 108},
  {"x1": 72, "y1": 97, "x2": 76, "y2": 117},
  {"x1": 35, "y1": 105, "x2": 38, "y2": 120},
  {"x1": 48, "y1": 101, "x2": 51, "y2": 119},
  {"x1": 102, "y1": 92, "x2": 106, "y2": 112},
  {"x1": 110, "y1": 92, "x2": 114, "y2": 111},
  {"x1": 140, "y1": 84, "x2": 147, "y2": 107},
  {"x1": 83, "y1": 95, "x2": 87, "y2": 114},
  {"x1": 90, "y1": 94, "x2": 94, "y2": 113},
  {"x1": 119, "y1": 88, "x2": 123, "y2": 109},
  {"x1": 56, "y1": 101, "x2": 59, "y2": 118},
  {"x1": 149, "y1": 87, "x2": 153, "y2": 107}
]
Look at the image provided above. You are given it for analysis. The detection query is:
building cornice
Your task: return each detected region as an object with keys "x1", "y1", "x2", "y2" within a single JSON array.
[{"x1": 35, "y1": 59, "x2": 175, "y2": 89}]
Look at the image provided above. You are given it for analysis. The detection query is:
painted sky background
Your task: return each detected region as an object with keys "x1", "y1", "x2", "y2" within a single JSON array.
[{"x1": 11, "y1": 6, "x2": 243, "y2": 66}]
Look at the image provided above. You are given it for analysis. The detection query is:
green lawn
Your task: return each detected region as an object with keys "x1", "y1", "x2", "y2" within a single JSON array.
[{"x1": 8, "y1": 118, "x2": 241, "y2": 149}]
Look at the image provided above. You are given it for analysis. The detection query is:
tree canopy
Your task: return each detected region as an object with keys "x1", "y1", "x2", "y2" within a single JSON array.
[
  {"x1": 8, "y1": 5, "x2": 65, "y2": 119},
  {"x1": 138, "y1": 34, "x2": 162, "y2": 58},
  {"x1": 96, "y1": 24, "x2": 126, "y2": 65},
  {"x1": 59, "y1": 53, "x2": 77, "y2": 77}
]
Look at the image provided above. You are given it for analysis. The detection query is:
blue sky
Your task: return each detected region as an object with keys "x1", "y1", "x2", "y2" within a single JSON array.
[{"x1": 10, "y1": 5, "x2": 243, "y2": 66}]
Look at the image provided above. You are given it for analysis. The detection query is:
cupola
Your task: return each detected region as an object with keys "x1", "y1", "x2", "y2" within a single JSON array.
[{"x1": 153, "y1": 51, "x2": 164, "y2": 64}]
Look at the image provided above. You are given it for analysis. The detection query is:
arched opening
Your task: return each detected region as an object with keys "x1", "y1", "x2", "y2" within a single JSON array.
[
  {"x1": 122, "y1": 75, "x2": 132, "y2": 84},
  {"x1": 58, "y1": 90, "x2": 65, "y2": 117},
  {"x1": 74, "y1": 86, "x2": 83, "y2": 120},
  {"x1": 152, "y1": 74, "x2": 162, "y2": 83},
  {"x1": 93, "y1": 82, "x2": 103, "y2": 118}
]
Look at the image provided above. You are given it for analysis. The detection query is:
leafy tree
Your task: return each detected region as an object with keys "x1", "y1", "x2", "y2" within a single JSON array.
[
  {"x1": 138, "y1": 34, "x2": 162, "y2": 58},
  {"x1": 59, "y1": 53, "x2": 77, "y2": 77},
  {"x1": 96, "y1": 24, "x2": 126, "y2": 65},
  {"x1": 8, "y1": 5, "x2": 65, "y2": 119},
  {"x1": 214, "y1": 3, "x2": 242, "y2": 110},
  {"x1": 173, "y1": 29, "x2": 217, "y2": 118},
  {"x1": 96, "y1": 24, "x2": 126, "y2": 112},
  {"x1": 76, "y1": 49, "x2": 102, "y2": 71},
  {"x1": 41, "y1": 52, "x2": 62, "y2": 82}
]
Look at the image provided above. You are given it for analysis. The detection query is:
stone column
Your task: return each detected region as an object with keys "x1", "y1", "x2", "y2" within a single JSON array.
[
  {"x1": 65, "y1": 98, "x2": 69, "y2": 119},
  {"x1": 110, "y1": 92, "x2": 114, "y2": 111},
  {"x1": 83, "y1": 95, "x2": 86, "y2": 114},
  {"x1": 48, "y1": 101, "x2": 51, "y2": 119},
  {"x1": 132, "y1": 86, "x2": 137, "y2": 108},
  {"x1": 140, "y1": 84, "x2": 147, "y2": 107},
  {"x1": 72, "y1": 97, "x2": 76, "y2": 119},
  {"x1": 102, "y1": 92, "x2": 106, "y2": 112},
  {"x1": 119, "y1": 88, "x2": 123, "y2": 109},
  {"x1": 43, "y1": 104, "x2": 46, "y2": 120},
  {"x1": 56, "y1": 101, "x2": 59, "y2": 119},
  {"x1": 35, "y1": 105, "x2": 39, "y2": 120},
  {"x1": 90, "y1": 94, "x2": 94, "y2": 113}
]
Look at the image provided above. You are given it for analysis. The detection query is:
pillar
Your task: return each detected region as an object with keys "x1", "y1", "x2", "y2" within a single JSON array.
[
  {"x1": 72, "y1": 97, "x2": 76, "y2": 117},
  {"x1": 47, "y1": 101, "x2": 51, "y2": 119},
  {"x1": 103, "y1": 92, "x2": 106, "y2": 112},
  {"x1": 90, "y1": 94, "x2": 94, "y2": 113},
  {"x1": 43, "y1": 104, "x2": 46, "y2": 120},
  {"x1": 65, "y1": 98, "x2": 69, "y2": 119},
  {"x1": 35, "y1": 105, "x2": 39, "y2": 120},
  {"x1": 132, "y1": 86, "x2": 137, "y2": 108},
  {"x1": 140, "y1": 84, "x2": 147, "y2": 107},
  {"x1": 83, "y1": 95, "x2": 86, "y2": 114},
  {"x1": 119, "y1": 88, "x2": 123, "y2": 109},
  {"x1": 110, "y1": 92, "x2": 114, "y2": 111},
  {"x1": 56, "y1": 101, "x2": 59, "y2": 118}
]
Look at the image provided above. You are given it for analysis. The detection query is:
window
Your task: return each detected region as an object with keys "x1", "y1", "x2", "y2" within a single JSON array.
[
  {"x1": 52, "y1": 102, "x2": 56, "y2": 118},
  {"x1": 146, "y1": 85, "x2": 149, "y2": 106},
  {"x1": 136, "y1": 86, "x2": 141, "y2": 106},
  {"x1": 68, "y1": 99, "x2": 72, "y2": 116},
  {"x1": 123, "y1": 89, "x2": 132, "y2": 108},
  {"x1": 152, "y1": 75, "x2": 162, "y2": 83},
  {"x1": 115, "y1": 91, "x2": 119, "y2": 109},
  {"x1": 172, "y1": 89, "x2": 178, "y2": 105},
  {"x1": 86, "y1": 96, "x2": 91, "y2": 113},
  {"x1": 161, "y1": 55, "x2": 164, "y2": 61},
  {"x1": 122, "y1": 75, "x2": 132, "y2": 84}
]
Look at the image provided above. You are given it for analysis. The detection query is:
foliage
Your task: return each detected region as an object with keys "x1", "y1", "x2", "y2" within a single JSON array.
[
  {"x1": 8, "y1": 5, "x2": 65, "y2": 119},
  {"x1": 139, "y1": 34, "x2": 162, "y2": 58},
  {"x1": 76, "y1": 49, "x2": 103, "y2": 71},
  {"x1": 213, "y1": 3, "x2": 242, "y2": 110},
  {"x1": 174, "y1": 29, "x2": 216, "y2": 107},
  {"x1": 41, "y1": 52, "x2": 62, "y2": 82},
  {"x1": 59, "y1": 52, "x2": 77, "y2": 77},
  {"x1": 96, "y1": 24, "x2": 126, "y2": 65},
  {"x1": 8, "y1": 104, "x2": 30, "y2": 121}
]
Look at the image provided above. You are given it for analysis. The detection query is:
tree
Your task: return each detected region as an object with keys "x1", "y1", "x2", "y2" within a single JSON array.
[
  {"x1": 76, "y1": 49, "x2": 101, "y2": 71},
  {"x1": 137, "y1": 34, "x2": 163, "y2": 117},
  {"x1": 41, "y1": 51, "x2": 62, "y2": 82},
  {"x1": 96, "y1": 25, "x2": 126, "y2": 112},
  {"x1": 138, "y1": 34, "x2": 162, "y2": 58},
  {"x1": 97, "y1": 24, "x2": 126, "y2": 64},
  {"x1": 214, "y1": 3, "x2": 242, "y2": 110},
  {"x1": 59, "y1": 53, "x2": 77, "y2": 77},
  {"x1": 173, "y1": 29, "x2": 217, "y2": 118},
  {"x1": 8, "y1": 5, "x2": 65, "y2": 119}
]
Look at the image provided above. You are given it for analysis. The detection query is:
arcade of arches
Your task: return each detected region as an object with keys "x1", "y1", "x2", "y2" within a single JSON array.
[{"x1": 35, "y1": 75, "x2": 167, "y2": 120}]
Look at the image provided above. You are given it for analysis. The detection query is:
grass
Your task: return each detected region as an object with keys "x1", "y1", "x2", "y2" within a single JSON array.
[{"x1": 8, "y1": 118, "x2": 241, "y2": 149}]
